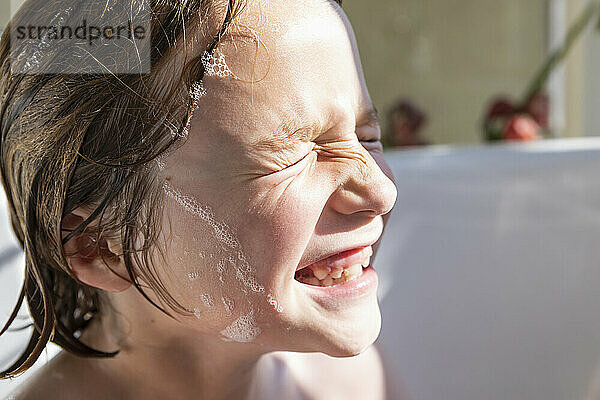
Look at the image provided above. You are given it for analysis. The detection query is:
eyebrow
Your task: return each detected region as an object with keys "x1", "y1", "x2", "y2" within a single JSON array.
[{"x1": 286, "y1": 105, "x2": 380, "y2": 141}]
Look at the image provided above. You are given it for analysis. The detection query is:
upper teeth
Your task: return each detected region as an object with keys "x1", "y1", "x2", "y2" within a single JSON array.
[
  {"x1": 343, "y1": 264, "x2": 363, "y2": 278},
  {"x1": 330, "y1": 267, "x2": 343, "y2": 279},
  {"x1": 312, "y1": 265, "x2": 329, "y2": 280},
  {"x1": 296, "y1": 255, "x2": 371, "y2": 287}
]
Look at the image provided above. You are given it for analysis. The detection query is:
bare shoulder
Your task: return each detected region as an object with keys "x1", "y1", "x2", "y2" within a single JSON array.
[
  {"x1": 268, "y1": 345, "x2": 386, "y2": 400},
  {"x1": 5, "y1": 352, "x2": 106, "y2": 400},
  {"x1": 5, "y1": 356, "x2": 74, "y2": 400}
]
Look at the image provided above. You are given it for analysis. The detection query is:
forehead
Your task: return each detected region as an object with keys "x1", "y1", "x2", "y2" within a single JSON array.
[{"x1": 196, "y1": 0, "x2": 372, "y2": 145}]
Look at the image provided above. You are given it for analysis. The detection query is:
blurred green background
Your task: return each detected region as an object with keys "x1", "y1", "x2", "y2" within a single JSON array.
[
  {"x1": 3, "y1": 0, "x2": 599, "y2": 145},
  {"x1": 345, "y1": 0, "x2": 546, "y2": 145},
  {"x1": 343, "y1": 0, "x2": 597, "y2": 145}
]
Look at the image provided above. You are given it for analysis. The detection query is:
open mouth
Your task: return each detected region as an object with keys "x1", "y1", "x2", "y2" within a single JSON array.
[
  {"x1": 294, "y1": 263, "x2": 369, "y2": 287},
  {"x1": 294, "y1": 246, "x2": 373, "y2": 288}
]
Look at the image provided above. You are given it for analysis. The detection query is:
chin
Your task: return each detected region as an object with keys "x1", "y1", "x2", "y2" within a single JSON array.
[
  {"x1": 316, "y1": 298, "x2": 382, "y2": 358},
  {"x1": 268, "y1": 281, "x2": 382, "y2": 356}
]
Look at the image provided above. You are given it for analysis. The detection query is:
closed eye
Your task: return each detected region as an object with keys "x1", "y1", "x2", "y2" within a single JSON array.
[
  {"x1": 288, "y1": 151, "x2": 313, "y2": 168},
  {"x1": 281, "y1": 137, "x2": 380, "y2": 173},
  {"x1": 282, "y1": 143, "x2": 317, "y2": 170}
]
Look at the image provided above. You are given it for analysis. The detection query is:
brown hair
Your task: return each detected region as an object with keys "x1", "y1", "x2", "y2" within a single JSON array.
[
  {"x1": 0, "y1": 0, "x2": 343, "y2": 380},
  {"x1": 0, "y1": 0, "x2": 250, "y2": 378}
]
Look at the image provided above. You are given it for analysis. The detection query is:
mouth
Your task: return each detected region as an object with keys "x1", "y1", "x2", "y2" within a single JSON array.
[{"x1": 294, "y1": 246, "x2": 373, "y2": 288}]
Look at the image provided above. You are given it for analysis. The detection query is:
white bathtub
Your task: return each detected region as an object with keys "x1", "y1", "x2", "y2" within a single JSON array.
[{"x1": 2, "y1": 137, "x2": 600, "y2": 399}]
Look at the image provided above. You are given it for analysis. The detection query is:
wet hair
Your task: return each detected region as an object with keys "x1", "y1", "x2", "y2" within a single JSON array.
[
  {"x1": 0, "y1": 0, "x2": 252, "y2": 378},
  {"x1": 0, "y1": 0, "x2": 342, "y2": 379}
]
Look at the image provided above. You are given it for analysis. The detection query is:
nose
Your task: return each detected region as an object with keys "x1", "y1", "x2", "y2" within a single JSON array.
[{"x1": 329, "y1": 146, "x2": 397, "y2": 218}]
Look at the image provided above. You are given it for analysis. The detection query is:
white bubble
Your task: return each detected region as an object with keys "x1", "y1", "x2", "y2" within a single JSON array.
[
  {"x1": 219, "y1": 309, "x2": 261, "y2": 343},
  {"x1": 173, "y1": 80, "x2": 207, "y2": 140},
  {"x1": 163, "y1": 182, "x2": 265, "y2": 294},
  {"x1": 267, "y1": 293, "x2": 283, "y2": 313},
  {"x1": 216, "y1": 259, "x2": 227, "y2": 274},
  {"x1": 234, "y1": 249, "x2": 265, "y2": 293},
  {"x1": 200, "y1": 293, "x2": 214, "y2": 308},
  {"x1": 187, "y1": 271, "x2": 201, "y2": 280},
  {"x1": 193, "y1": 308, "x2": 202, "y2": 319},
  {"x1": 222, "y1": 296, "x2": 235, "y2": 314},
  {"x1": 162, "y1": 182, "x2": 215, "y2": 224},
  {"x1": 214, "y1": 221, "x2": 239, "y2": 249},
  {"x1": 201, "y1": 49, "x2": 232, "y2": 78},
  {"x1": 189, "y1": 80, "x2": 206, "y2": 105}
]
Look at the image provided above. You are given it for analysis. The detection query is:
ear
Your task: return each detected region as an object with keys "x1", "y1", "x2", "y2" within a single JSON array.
[{"x1": 61, "y1": 207, "x2": 132, "y2": 292}]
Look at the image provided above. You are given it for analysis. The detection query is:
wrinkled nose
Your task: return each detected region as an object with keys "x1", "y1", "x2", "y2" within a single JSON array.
[{"x1": 329, "y1": 147, "x2": 397, "y2": 218}]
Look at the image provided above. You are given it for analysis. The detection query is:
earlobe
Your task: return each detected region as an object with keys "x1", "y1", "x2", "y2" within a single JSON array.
[
  {"x1": 61, "y1": 209, "x2": 132, "y2": 293},
  {"x1": 67, "y1": 251, "x2": 132, "y2": 292}
]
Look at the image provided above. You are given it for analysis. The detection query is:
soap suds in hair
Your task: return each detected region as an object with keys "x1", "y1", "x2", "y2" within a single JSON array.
[
  {"x1": 14, "y1": 7, "x2": 73, "y2": 72},
  {"x1": 189, "y1": 80, "x2": 207, "y2": 108},
  {"x1": 177, "y1": 80, "x2": 207, "y2": 139},
  {"x1": 201, "y1": 49, "x2": 232, "y2": 78}
]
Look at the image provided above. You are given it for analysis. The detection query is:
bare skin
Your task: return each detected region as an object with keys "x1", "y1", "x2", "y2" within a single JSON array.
[
  {"x1": 9, "y1": 343, "x2": 387, "y2": 400},
  {"x1": 8, "y1": 0, "x2": 398, "y2": 399}
]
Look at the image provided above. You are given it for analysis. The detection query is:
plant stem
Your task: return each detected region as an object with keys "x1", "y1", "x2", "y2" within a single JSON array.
[{"x1": 522, "y1": 1, "x2": 600, "y2": 104}]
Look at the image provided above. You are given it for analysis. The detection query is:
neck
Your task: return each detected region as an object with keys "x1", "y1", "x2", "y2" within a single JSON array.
[{"x1": 76, "y1": 292, "x2": 268, "y2": 400}]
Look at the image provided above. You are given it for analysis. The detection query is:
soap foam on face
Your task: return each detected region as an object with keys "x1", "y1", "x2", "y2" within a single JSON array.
[
  {"x1": 163, "y1": 182, "x2": 287, "y2": 341},
  {"x1": 219, "y1": 309, "x2": 262, "y2": 343},
  {"x1": 267, "y1": 293, "x2": 283, "y2": 313},
  {"x1": 200, "y1": 293, "x2": 214, "y2": 307},
  {"x1": 163, "y1": 183, "x2": 267, "y2": 293},
  {"x1": 222, "y1": 296, "x2": 235, "y2": 314},
  {"x1": 187, "y1": 270, "x2": 201, "y2": 280},
  {"x1": 161, "y1": 77, "x2": 292, "y2": 337}
]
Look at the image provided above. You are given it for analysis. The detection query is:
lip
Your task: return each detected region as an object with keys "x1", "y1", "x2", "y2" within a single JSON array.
[
  {"x1": 298, "y1": 265, "x2": 378, "y2": 300},
  {"x1": 296, "y1": 242, "x2": 377, "y2": 271}
]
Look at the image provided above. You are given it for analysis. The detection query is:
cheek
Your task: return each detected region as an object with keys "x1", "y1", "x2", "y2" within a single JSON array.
[
  {"x1": 163, "y1": 227, "x2": 246, "y2": 332},
  {"x1": 240, "y1": 151, "x2": 325, "y2": 266},
  {"x1": 158, "y1": 182, "x2": 290, "y2": 343},
  {"x1": 235, "y1": 162, "x2": 327, "y2": 291},
  {"x1": 156, "y1": 154, "x2": 333, "y2": 344}
]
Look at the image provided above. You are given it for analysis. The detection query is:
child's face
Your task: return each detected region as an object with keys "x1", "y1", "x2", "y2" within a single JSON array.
[{"x1": 157, "y1": 0, "x2": 397, "y2": 356}]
